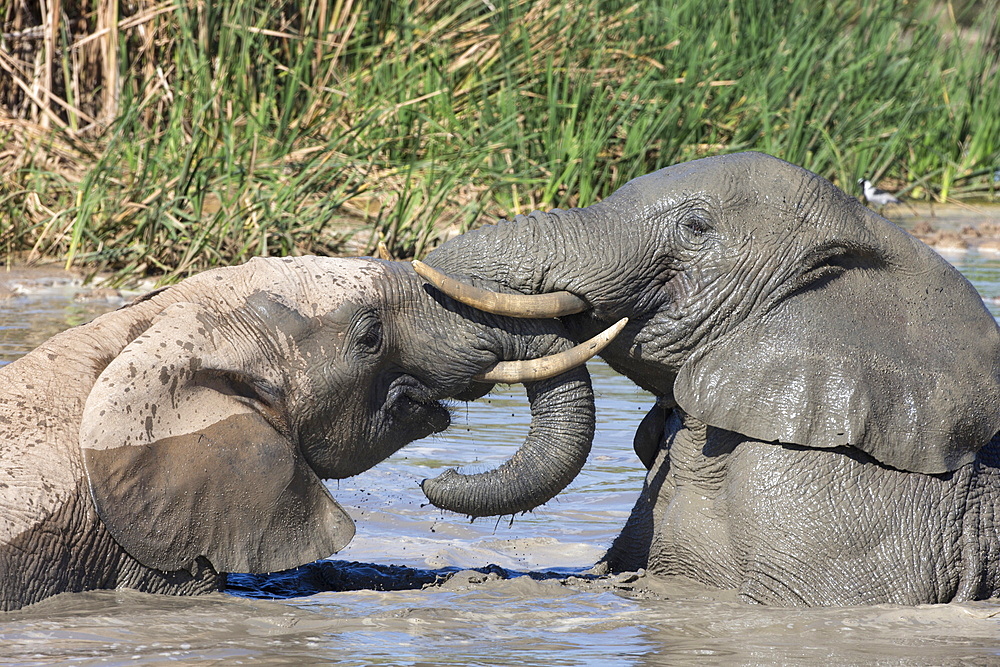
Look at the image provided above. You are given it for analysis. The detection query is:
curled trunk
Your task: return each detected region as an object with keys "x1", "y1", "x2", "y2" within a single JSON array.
[{"x1": 421, "y1": 365, "x2": 594, "y2": 517}]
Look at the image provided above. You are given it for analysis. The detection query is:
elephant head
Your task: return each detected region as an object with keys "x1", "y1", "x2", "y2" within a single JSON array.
[
  {"x1": 419, "y1": 152, "x2": 1000, "y2": 477},
  {"x1": 74, "y1": 256, "x2": 621, "y2": 579}
]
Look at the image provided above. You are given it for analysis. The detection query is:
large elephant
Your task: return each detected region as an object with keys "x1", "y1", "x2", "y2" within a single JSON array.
[
  {"x1": 0, "y1": 256, "x2": 622, "y2": 611},
  {"x1": 416, "y1": 152, "x2": 1000, "y2": 606}
]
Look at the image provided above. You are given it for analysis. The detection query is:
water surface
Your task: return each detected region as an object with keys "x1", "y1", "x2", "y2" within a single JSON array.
[{"x1": 2, "y1": 233, "x2": 1000, "y2": 665}]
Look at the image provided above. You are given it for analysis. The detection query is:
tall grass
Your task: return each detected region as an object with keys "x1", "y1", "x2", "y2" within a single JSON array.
[{"x1": 2, "y1": 0, "x2": 998, "y2": 282}]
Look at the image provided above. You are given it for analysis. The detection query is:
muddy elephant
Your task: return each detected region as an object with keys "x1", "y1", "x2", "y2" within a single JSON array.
[
  {"x1": 0, "y1": 256, "x2": 623, "y2": 611},
  {"x1": 415, "y1": 152, "x2": 1000, "y2": 606}
]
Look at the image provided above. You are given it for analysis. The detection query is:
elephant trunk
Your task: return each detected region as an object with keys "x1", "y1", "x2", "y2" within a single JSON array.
[
  {"x1": 419, "y1": 204, "x2": 634, "y2": 518},
  {"x1": 424, "y1": 207, "x2": 609, "y2": 303},
  {"x1": 424, "y1": 203, "x2": 651, "y2": 330},
  {"x1": 421, "y1": 364, "x2": 594, "y2": 517}
]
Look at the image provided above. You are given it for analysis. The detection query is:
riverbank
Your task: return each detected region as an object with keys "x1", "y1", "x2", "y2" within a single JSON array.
[
  {"x1": 3, "y1": 0, "x2": 997, "y2": 283},
  {"x1": 3, "y1": 201, "x2": 1000, "y2": 295},
  {"x1": 889, "y1": 202, "x2": 1000, "y2": 253},
  {"x1": 0, "y1": 264, "x2": 126, "y2": 301}
]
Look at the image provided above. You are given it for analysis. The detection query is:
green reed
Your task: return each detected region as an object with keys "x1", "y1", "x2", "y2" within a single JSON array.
[{"x1": 2, "y1": 0, "x2": 997, "y2": 282}]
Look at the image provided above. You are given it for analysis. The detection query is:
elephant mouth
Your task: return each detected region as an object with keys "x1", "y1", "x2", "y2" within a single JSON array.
[{"x1": 384, "y1": 374, "x2": 451, "y2": 436}]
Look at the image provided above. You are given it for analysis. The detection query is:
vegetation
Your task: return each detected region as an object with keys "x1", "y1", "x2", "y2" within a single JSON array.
[{"x1": 1, "y1": 0, "x2": 998, "y2": 282}]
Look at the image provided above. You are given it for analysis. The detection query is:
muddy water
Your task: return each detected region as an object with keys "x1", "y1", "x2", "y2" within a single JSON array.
[{"x1": 2, "y1": 233, "x2": 1000, "y2": 665}]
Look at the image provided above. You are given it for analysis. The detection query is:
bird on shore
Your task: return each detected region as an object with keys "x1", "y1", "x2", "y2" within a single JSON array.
[{"x1": 858, "y1": 178, "x2": 901, "y2": 213}]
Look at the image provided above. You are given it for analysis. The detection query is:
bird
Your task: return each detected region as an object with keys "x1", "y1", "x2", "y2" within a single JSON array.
[
  {"x1": 858, "y1": 178, "x2": 901, "y2": 213},
  {"x1": 858, "y1": 178, "x2": 900, "y2": 208}
]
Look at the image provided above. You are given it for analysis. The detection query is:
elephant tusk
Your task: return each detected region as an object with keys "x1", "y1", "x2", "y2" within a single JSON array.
[
  {"x1": 474, "y1": 317, "x2": 628, "y2": 383},
  {"x1": 412, "y1": 260, "x2": 589, "y2": 318}
]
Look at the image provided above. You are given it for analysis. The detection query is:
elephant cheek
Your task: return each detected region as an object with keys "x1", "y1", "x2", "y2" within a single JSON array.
[{"x1": 301, "y1": 401, "x2": 451, "y2": 479}]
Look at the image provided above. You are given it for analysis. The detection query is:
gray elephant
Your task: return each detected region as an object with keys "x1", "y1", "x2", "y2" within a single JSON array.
[
  {"x1": 0, "y1": 256, "x2": 623, "y2": 611},
  {"x1": 415, "y1": 152, "x2": 1000, "y2": 606}
]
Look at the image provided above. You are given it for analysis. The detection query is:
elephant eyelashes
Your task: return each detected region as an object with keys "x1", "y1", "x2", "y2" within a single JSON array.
[
  {"x1": 682, "y1": 217, "x2": 710, "y2": 235},
  {"x1": 347, "y1": 310, "x2": 384, "y2": 358}
]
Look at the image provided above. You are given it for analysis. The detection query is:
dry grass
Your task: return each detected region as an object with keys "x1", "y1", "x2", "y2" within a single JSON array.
[{"x1": 2, "y1": 0, "x2": 998, "y2": 283}]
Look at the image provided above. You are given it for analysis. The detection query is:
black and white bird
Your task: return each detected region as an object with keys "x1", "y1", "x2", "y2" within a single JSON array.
[{"x1": 858, "y1": 178, "x2": 901, "y2": 212}]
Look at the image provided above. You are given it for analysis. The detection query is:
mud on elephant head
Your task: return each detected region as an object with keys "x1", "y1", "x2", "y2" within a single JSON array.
[
  {"x1": 0, "y1": 256, "x2": 623, "y2": 611},
  {"x1": 418, "y1": 152, "x2": 1000, "y2": 605}
]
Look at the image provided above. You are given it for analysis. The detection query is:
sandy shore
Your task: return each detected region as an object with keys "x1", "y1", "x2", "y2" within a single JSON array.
[{"x1": 887, "y1": 201, "x2": 1000, "y2": 253}]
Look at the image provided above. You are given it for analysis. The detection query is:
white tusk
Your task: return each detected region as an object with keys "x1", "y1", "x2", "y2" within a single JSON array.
[
  {"x1": 475, "y1": 317, "x2": 629, "y2": 383},
  {"x1": 412, "y1": 260, "x2": 589, "y2": 318}
]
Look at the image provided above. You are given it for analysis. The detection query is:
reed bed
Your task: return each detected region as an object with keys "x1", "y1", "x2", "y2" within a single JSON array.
[{"x1": 1, "y1": 0, "x2": 998, "y2": 281}]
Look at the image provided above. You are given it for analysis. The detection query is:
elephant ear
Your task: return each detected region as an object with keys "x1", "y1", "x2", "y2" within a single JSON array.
[
  {"x1": 674, "y1": 237, "x2": 1000, "y2": 474},
  {"x1": 80, "y1": 299, "x2": 355, "y2": 575}
]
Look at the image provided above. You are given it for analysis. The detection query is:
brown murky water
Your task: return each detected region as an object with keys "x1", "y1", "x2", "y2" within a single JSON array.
[{"x1": 3, "y1": 213, "x2": 1000, "y2": 665}]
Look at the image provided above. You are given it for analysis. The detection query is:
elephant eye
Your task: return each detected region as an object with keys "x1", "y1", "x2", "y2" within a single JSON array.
[
  {"x1": 682, "y1": 216, "x2": 711, "y2": 236},
  {"x1": 348, "y1": 309, "x2": 384, "y2": 357}
]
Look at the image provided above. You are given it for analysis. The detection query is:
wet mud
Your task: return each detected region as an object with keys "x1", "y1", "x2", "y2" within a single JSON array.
[
  {"x1": 2, "y1": 567, "x2": 998, "y2": 665},
  {"x1": 892, "y1": 201, "x2": 1000, "y2": 254}
]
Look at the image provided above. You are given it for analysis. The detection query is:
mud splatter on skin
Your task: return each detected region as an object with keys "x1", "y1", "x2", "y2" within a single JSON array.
[{"x1": 2, "y1": 242, "x2": 1000, "y2": 661}]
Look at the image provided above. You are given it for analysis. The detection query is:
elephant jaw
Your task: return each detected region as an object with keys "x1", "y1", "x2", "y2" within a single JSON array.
[
  {"x1": 302, "y1": 373, "x2": 452, "y2": 480},
  {"x1": 384, "y1": 374, "x2": 452, "y2": 439}
]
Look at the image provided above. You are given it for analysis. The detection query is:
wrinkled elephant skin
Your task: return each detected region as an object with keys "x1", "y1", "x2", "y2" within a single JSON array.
[
  {"x1": 425, "y1": 152, "x2": 1000, "y2": 605},
  {"x1": 0, "y1": 256, "x2": 597, "y2": 611}
]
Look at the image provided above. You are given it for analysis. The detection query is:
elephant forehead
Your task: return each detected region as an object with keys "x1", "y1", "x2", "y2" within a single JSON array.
[
  {"x1": 618, "y1": 153, "x2": 801, "y2": 202},
  {"x1": 238, "y1": 256, "x2": 391, "y2": 310},
  {"x1": 605, "y1": 153, "x2": 789, "y2": 227},
  {"x1": 664, "y1": 152, "x2": 806, "y2": 185},
  {"x1": 615, "y1": 152, "x2": 875, "y2": 245}
]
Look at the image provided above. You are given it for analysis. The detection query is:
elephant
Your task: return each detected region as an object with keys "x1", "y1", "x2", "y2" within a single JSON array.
[
  {"x1": 414, "y1": 151, "x2": 1000, "y2": 606},
  {"x1": 0, "y1": 255, "x2": 624, "y2": 611}
]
